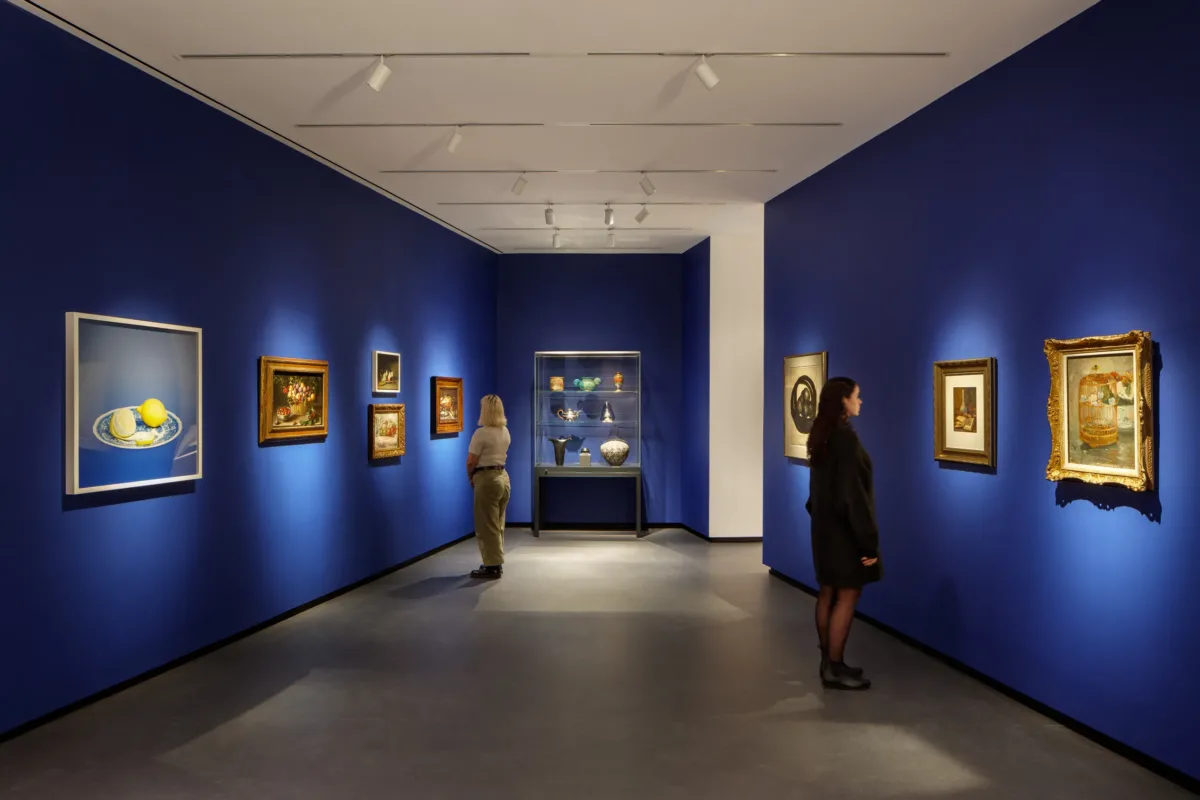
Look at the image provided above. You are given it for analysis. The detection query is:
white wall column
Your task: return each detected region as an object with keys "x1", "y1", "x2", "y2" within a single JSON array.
[{"x1": 707, "y1": 205, "x2": 764, "y2": 539}]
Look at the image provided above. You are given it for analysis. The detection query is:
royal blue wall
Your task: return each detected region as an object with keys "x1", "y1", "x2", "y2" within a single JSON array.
[
  {"x1": 0, "y1": 5, "x2": 496, "y2": 736},
  {"x1": 764, "y1": 0, "x2": 1198, "y2": 780},
  {"x1": 496, "y1": 254, "x2": 683, "y2": 525},
  {"x1": 681, "y1": 240, "x2": 710, "y2": 535}
]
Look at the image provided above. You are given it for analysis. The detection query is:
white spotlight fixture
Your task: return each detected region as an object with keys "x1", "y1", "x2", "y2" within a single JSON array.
[
  {"x1": 447, "y1": 126, "x2": 463, "y2": 153},
  {"x1": 511, "y1": 173, "x2": 528, "y2": 196},
  {"x1": 552, "y1": 231, "x2": 562, "y2": 249},
  {"x1": 695, "y1": 55, "x2": 720, "y2": 91},
  {"x1": 634, "y1": 204, "x2": 650, "y2": 224},
  {"x1": 607, "y1": 232, "x2": 616, "y2": 249},
  {"x1": 367, "y1": 56, "x2": 392, "y2": 92},
  {"x1": 639, "y1": 172, "x2": 656, "y2": 196},
  {"x1": 544, "y1": 205, "x2": 555, "y2": 226},
  {"x1": 604, "y1": 205, "x2": 615, "y2": 227}
]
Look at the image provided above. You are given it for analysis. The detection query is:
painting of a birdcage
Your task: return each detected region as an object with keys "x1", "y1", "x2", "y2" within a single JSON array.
[{"x1": 1044, "y1": 331, "x2": 1153, "y2": 491}]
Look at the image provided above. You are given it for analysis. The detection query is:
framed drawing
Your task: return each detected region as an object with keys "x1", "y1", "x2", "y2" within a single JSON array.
[
  {"x1": 259, "y1": 356, "x2": 329, "y2": 443},
  {"x1": 369, "y1": 403, "x2": 405, "y2": 459},
  {"x1": 1044, "y1": 330, "x2": 1153, "y2": 491},
  {"x1": 372, "y1": 350, "x2": 401, "y2": 394},
  {"x1": 65, "y1": 312, "x2": 202, "y2": 495},
  {"x1": 783, "y1": 351, "x2": 827, "y2": 460},
  {"x1": 432, "y1": 376, "x2": 464, "y2": 434},
  {"x1": 933, "y1": 358, "x2": 996, "y2": 467}
]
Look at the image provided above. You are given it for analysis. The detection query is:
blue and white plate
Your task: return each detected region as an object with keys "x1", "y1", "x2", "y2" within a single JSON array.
[{"x1": 93, "y1": 407, "x2": 183, "y2": 449}]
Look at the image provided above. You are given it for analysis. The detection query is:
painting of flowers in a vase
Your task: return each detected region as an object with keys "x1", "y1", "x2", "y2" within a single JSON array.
[
  {"x1": 259, "y1": 356, "x2": 329, "y2": 443},
  {"x1": 432, "y1": 376, "x2": 463, "y2": 434}
]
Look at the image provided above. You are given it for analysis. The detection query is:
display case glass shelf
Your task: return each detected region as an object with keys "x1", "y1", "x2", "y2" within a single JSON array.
[{"x1": 533, "y1": 351, "x2": 641, "y2": 469}]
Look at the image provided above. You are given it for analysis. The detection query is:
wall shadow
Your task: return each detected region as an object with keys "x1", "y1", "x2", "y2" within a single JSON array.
[
  {"x1": 1054, "y1": 481, "x2": 1162, "y2": 523},
  {"x1": 62, "y1": 480, "x2": 196, "y2": 512},
  {"x1": 368, "y1": 456, "x2": 402, "y2": 469},
  {"x1": 937, "y1": 460, "x2": 996, "y2": 476}
]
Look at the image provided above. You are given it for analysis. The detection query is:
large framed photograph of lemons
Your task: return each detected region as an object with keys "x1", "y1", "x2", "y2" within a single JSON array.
[{"x1": 66, "y1": 313, "x2": 202, "y2": 494}]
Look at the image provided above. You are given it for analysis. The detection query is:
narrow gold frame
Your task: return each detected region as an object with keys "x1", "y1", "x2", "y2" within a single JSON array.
[
  {"x1": 369, "y1": 403, "x2": 406, "y2": 459},
  {"x1": 783, "y1": 351, "x2": 828, "y2": 460},
  {"x1": 933, "y1": 357, "x2": 996, "y2": 467},
  {"x1": 259, "y1": 356, "x2": 330, "y2": 443},
  {"x1": 432, "y1": 376, "x2": 464, "y2": 435},
  {"x1": 1044, "y1": 330, "x2": 1153, "y2": 491}
]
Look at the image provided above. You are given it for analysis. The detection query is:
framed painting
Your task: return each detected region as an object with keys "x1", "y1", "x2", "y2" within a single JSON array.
[
  {"x1": 369, "y1": 403, "x2": 405, "y2": 459},
  {"x1": 432, "y1": 376, "x2": 464, "y2": 434},
  {"x1": 1044, "y1": 330, "x2": 1153, "y2": 491},
  {"x1": 65, "y1": 312, "x2": 202, "y2": 495},
  {"x1": 372, "y1": 350, "x2": 401, "y2": 394},
  {"x1": 259, "y1": 356, "x2": 329, "y2": 443},
  {"x1": 933, "y1": 358, "x2": 996, "y2": 467},
  {"x1": 783, "y1": 351, "x2": 827, "y2": 460}
]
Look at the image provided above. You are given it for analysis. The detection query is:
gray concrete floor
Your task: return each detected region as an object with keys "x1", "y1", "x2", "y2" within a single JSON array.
[{"x1": 0, "y1": 528, "x2": 1189, "y2": 799}]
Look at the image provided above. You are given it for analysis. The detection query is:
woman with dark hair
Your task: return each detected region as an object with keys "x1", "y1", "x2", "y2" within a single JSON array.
[{"x1": 805, "y1": 377, "x2": 881, "y2": 690}]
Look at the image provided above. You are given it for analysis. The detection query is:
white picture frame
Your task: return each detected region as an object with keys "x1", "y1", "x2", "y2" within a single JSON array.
[
  {"x1": 372, "y1": 350, "x2": 401, "y2": 394},
  {"x1": 66, "y1": 312, "x2": 203, "y2": 495}
]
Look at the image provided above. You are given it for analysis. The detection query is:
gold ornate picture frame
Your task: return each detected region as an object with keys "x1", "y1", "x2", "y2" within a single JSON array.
[
  {"x1": 1044, "y1": 330, "x2": 1153, "y2": 492},
  {"x1": 933, "y1": 357, "x2": 995, "y2": 467},
  {"x1": 259, "y1": 356, "x2": 329, "y2": 443},
  {"x1": 369, "y1": 403, "x2": 405, "y2": 459}
]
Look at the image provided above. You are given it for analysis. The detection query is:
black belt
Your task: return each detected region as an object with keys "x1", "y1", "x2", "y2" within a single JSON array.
[{"x1": 473, "y1": 465, "x2": 505, "y2": 473}]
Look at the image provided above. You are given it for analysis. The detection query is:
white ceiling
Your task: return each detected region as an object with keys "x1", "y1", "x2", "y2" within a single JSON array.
[{"x1": 20, "y1": 0, "x2": 1097, "y2": 254}]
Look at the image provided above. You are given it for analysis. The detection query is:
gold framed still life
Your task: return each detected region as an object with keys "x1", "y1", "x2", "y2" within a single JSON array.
[
  {"x1": 1044, "y1": 330, "x2": 1153, "y2": 492},
  {"x1": 432, "y1": 376, "x2": 464, "y2": 435},
  {"x1": 783, "y1": 351, "x2": 827, "y2": 460},
  {"x1": 259, "y1": 356, "x2": 329, "y2": 443},
  {"x1": 933, "y1": 358, "x2": 995, "y2": 467},
  {"x1": 369, "y1": 403, "x2": 405, "y2": 459}
]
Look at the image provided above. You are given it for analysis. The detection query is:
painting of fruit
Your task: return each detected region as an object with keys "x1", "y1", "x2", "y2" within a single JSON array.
[{"x1": 259, "y1": 357, "x2": 329, "y2": 443}]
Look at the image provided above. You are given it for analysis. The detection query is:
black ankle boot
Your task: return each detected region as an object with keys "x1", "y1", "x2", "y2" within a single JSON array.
[
  {"x1": 822, "y1": 660, "x2": 871, "y2": 691},
  {"x1": 470, "y1": 565, "x2": 502, "y2": 579},
  {"x1": 820, "y1": 646, "x2": 862, "y2": 678}
]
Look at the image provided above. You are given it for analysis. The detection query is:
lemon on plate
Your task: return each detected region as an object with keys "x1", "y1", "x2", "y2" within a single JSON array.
[
  {"x1": 109, "y1": 407, "x2": 137, "y2": 440},
  {"x1": 133, "y1": 432, "x2": 156, "y2": 447},
  {"x1": 138, "y1": 398, "x2": 168, "y2": 428}
]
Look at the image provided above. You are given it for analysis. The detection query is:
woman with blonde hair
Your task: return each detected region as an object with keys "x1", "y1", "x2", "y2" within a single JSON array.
[{"x1": 466, "y1": 394, "x2": 511, "y2": 579}]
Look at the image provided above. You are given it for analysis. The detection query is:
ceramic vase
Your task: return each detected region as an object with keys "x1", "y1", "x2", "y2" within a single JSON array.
[
  {"x1": 579, "y1": 447, "x2": 591, "y2": 467},
  {"x1": 548, "y1": 437, "x2": 570, "y2": 466},
  {"x1": 602, "y1": 401, "x2": 615, "y2": 423},
  {"x1": 600, "y1": 436, "x2": 630, "y2": 467},
  {"x1": 574, "y1": 377, "x2": 601, "y2": 392},
  {"x1": 613, "y1": 372, "x2": 624, "y2": 392}
]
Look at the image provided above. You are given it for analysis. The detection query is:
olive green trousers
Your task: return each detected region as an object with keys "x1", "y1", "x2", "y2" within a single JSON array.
[{"x1": 473, "y1": 469, "x2": 511, "y2": 566}]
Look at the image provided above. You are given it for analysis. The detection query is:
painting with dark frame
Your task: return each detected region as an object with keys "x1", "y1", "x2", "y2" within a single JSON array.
[{"x1": 933, "y1": 357, "x2": 995, "y2": 467}]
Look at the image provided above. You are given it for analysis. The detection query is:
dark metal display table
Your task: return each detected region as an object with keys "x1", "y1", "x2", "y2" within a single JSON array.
[{"x1": 531, "y1": 465, "x2": 643, "y2": 537}]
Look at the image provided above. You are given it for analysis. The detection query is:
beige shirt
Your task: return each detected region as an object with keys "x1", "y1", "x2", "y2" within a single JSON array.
[{"x1": 469, "y1": 425, "x2": 511, "y2": 467}]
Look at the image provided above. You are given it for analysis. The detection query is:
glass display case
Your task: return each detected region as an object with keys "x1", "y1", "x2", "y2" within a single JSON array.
[
  {"x1": 533, "y1": 351, "x2": 641, "y2": 468},
  {"x1": 532, "y1": 351, "x2": 642, "y2": 535}
]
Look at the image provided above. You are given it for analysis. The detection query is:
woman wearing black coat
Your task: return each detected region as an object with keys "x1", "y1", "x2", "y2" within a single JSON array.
[{"x1": 805, "y1": 377, "x2": 881, "y2": 690}]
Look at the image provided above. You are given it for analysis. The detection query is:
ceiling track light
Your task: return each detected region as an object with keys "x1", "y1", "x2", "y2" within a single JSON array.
[
  {"x1": 367, "y1": 56, "x2": 392, "y2": 92},
  {"x1": 545, "y1": 206, "x2": 555, "y2": 226},
  {"x1": 604, "y1": 205, "x2": 615, "y2": 227},
  {"x1": 639, "y1": 173, "x2": 656, "y2": 196},
  {"x1": 694, "y1": 55, "x2": 720, "y2": 90},
  {"x1": 511, "y1": 173, "x2": 528, "y2": 196},
  {"x1": 634, "y1": 205, "x2": 650, "y2": 224},
  {"x1": 447, "y1": 126, "x2": 464, "y2": 153},
  {"x1": 607, "y1": 233, "x2": 616, "y2": 249},
  {"x1": 552, "y1": 232, "x2": 562, "y2": 249}
]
